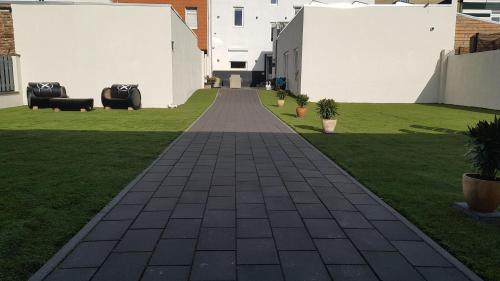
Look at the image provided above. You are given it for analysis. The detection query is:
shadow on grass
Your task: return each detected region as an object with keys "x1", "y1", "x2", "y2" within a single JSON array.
[
  {"x1": 0, "y1": 129, "x2": 181, "y2": 281},
  {"x1": 296, "y1": 124, "x2": 323, "y2": 133},
  {"x1": 410, "y1": 125, "x2": 465, "y2": 135},
  {"x1": 420, "y1": 103, "x2": 500, "y2": 115}
]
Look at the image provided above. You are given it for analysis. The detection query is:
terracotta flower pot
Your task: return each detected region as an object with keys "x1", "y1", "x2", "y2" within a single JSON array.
[
  {"x1": 296, "y1": 107, "x2": 307, "y2": 118},
  {"x1": 322, "y1": 119, "x2": 337, "y2": 133},
  {"x1": 277, "y1": 99, "x2": 285, "y2": 107},
  {"x1": 462, "y1": 173, "x2": 500, "y2": 213}
]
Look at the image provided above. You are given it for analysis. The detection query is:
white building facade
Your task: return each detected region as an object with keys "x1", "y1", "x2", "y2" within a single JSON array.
[{"x1": 209, "y1": 0, "x2": 370, "y2": 86}]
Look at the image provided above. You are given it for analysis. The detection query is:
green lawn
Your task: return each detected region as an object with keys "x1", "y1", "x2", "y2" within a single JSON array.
[
  {"x1": 259, "y1": 90, "x2": 500, "y2": 281},
  {"x1": 0, "y1": 89, "x2": 217, "y2": 281}
]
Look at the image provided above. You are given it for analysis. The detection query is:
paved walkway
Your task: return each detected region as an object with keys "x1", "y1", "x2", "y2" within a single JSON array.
[{"x1": 40, "y1": 89, "x2": 477, "y2": 281}]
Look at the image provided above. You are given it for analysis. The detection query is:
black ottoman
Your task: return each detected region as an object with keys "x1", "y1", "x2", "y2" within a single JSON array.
[{"x1": 50, "y1": 98, "x2": 94, "y2": 111}]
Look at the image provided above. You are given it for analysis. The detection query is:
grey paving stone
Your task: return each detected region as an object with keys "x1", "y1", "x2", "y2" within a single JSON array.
[
  {"x1": 334, "y1": 183, "x2": 364, "y2": 194},
  {"x1": 207, "y1": 196, "x2": 236, "y2": 210},
  {"x1": 264, "y1": 196, "x2": 296, "y2": 210},
  {"x1": 260, "y1": 177, "x2": 284, "y2": 186},
  {"x1": 162, "y1": 176, "x2": 188, "y2": 186},
  {"x1": 163, "y1": 218, "x2": 201, "y2": 238},
  {"x1": 132, "y1": 181, "x2": 160, "y2": 192},
  {"x1": 237, "y1": 219, "x2": 272, "y2": 238},
  {"x1": 131, "y1": 211, "x2": 171, "y2": 229},
  {"x1": 213, "y1": 176, "x2": 236, "y2": 185},
  {"x1": 171, "y1": 204, "x2": 205, "y2": 218},
  {"x1": 115, "y1": 229, "x2": 162, "y2": 252},
  {"x1": 356, "y1": 204, "x2": 398, "y2": 220},
  {"x1": 327, "y1": 265, "x2": 378, "y2": 281},
  {"x1": 314, "y1": 239, "x2": 365, "y2": 264},
  {"x1": 290, "y1": 192, "x2": 321, "y2": 204},
  {"x1": 392, "y1": 241, "x2": 451, "y2": 267},
  {"x1": 325, "y1": 174, "x2": 352, "y2": 184},
  {"x1": 236, "y1": 180, "x2": 261, "y2": 191},
  {"x1": 321, "y1": 196, "x2": 357, "y2": 211},
  {"x1": 45, "y1": 268, "x2": 96, "y2": 281},
  {"x1": 60, "y1": 241, "x2": 116, "y2": 268},
  {"x1": 142, "y1": 172, "x2": 166, "y2": 182},
  {"x1": 269, "y1": 211, "x2": 304, "y2": 227},
  {"x1": 304, "y1": 219, "x2": 345, "y2": 238},
  {"x1": 344, "y1": 193, "x2": 378, "y2": 205},
  {"x1": 85, "y1": 220, "x2": 131, "y2": 241},
  {"x1": 169, "y1": 168, "x2": 192, "y2": 177},
  {"x1": 237, "y1": 203, "x2": 267, "y2": 218},
  {"x1": 237, "y1": 191, "x2": 264, "y2": 203},
  {"x1": 345, "y1": 229, "x2": 394, "y2": 251},
  {"x1": 284, "y1": 181, "x2": 312, "y2": 192},
  {"x1": 210, "y1": 186, "x2": 235, "y2": 197},
  {"x1": 120, "y1": 192, "x2": 153, "y2": 205},
  {"x1": 150, "y1": 239, "x2": 197, "y2": 265},
  {"x1": 92, "y1": 252, "x2": 150, "y2": 281},
  {"x1": 238, "y1": 265, "x2": 284, "y2": 281},
  {"x1": 300, "y1": 170, "x2": 323, "y2": 178},
  {"x1": 184, "y1": 180, "x2": 210, "y2": 191},
  {"x1": 153, "y1": 185, "x2": 183, "y2": 198},
  {"x1": 104, "y1": 204, "x2": 143, "y2": 221},
  {"x1": 417, "y1": 267, "x2": 470, "y2": 281},
  {"x1": 191, "y1": 251, "x2": 236, "y2": 281},
  {"x1": 141, "y1": 266, "x2": 190, "y2": 281},
  {"x1": 280, "y1": 251, "x2": 331, "y2": 281},
  {"x1": 236, "y1": 173, "x2": 259, "y2": 181},
  {"x1": 237, "y1": 239, "x2": 279, "y2": 264},
  {"x1": 198, "y1": 228, "x2": 236, "y2": 250},
  {"x1": 178, "y1": 191, "x2": 208, "y2": 203},
  {"x1": 144, "y1": 198, "x2": 177, "y2": 211},
  {"x1": 148, "y1": 165, "x2": 173, "y2": 174},
  {"x1": 203, "y1": 210, "x2": 236, "y2": 227},
  {"x1": 331, "y1": 211, "x2": 372, "y2": 229},
  {"x1": 273, "y1": 228, "x2": 315, "y2": 250},
  {"x1": 372, "y1": 220, "x2": 421, "y2": 241},
  {"x1": 262, "y1": 186, "x2": 289, "y2": 197},
  {"x1": 306, "y1": 177, "x2": 333, "y2": 187},
  {"x1": 296, "y1": 204, "x2": 332, "y2": 218},
  {"x1": 363, "y1": 251, "x2": 425, "y2": 281}
]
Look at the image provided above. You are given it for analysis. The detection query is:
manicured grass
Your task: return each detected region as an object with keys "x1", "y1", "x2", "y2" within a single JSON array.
[
  {"x1": 259, "y1": 90, "x2": 500, "y2": 281},
  {"x1": 0, "y1": 89, "x2": 217, "y2": 281}
]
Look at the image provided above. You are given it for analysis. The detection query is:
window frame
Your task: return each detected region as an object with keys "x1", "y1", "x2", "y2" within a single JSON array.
[
  {"x1": 185, "y1": 7, "x2": 198, "y2": 30},
  {"x1": 234, "y1": 7, "x2": 244, "y2": 27},
  {"x1": 230, "y1": 61, "x2": 247, "y2": 69},
  {"x1": 271, "y1": 0, "x2": 278, "y2": 5}
]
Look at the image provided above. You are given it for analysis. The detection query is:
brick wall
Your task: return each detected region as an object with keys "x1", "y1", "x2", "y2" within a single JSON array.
[
  {"x1": 0, "y1": 4, "x2": 15, "y2": 55},
  {"x1": 455, "y1": 14, "x2": 500, "y2": 54}
]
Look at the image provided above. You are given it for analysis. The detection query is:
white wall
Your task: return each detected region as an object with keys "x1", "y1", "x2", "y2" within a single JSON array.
[
  {"x1": 277, "y1": 3, "x2": 456, "y2": 103},
  {"x1": 210, "y1": 0, "x2": 369, "y2": 73},
  {"x1": 276, "y1": 9, "x2": 303, "y2": 94},
  {"x1": 444, "y1": 50, "x2": 500, "y2": 110},
  {"x1": 171, "y1": 9, "x2": 204, "y2": 106},
  {"x1": 12, "y1": 3, "x2": 202, "y2": 108}
]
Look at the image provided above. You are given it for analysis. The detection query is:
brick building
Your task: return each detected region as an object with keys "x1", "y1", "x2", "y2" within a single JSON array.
[
  {"x1": 114, "y1": 0, "x2": 207, "y2": 53},
  {"x1": 0, "y1": 4, "x2": 15, "y2": 55},
  {"x1": 455, "y1": 13, "x2": 500, "y2": 53}
]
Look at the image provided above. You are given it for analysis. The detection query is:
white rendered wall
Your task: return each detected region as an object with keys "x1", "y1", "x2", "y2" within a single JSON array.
[
  {"x1": 210, "y1": 0, "x2": 366, "y2": 73},
  {"x1": 277, "y1": 4, "x2": 456, "y2": 102},
  {"x1": 12, "y1": 3, "x2": 175, "y2": 108},
  {"x1": 171, "y1": 9, "x2": 204, "y2": 106},
  {"x1": 444, "y1": 50, "x2": 500, "y2": 110},
  {"x1": 276, "y1": 9, "x2": 303, "y2": 94}
]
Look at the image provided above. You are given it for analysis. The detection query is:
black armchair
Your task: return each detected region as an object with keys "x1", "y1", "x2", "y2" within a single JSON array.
[
  {"x1": 101, "y1": 84, "x2": 141, "y2": 110},
  {"x1": 27, "y1": 82, "x2": 94, "y2": 111}
]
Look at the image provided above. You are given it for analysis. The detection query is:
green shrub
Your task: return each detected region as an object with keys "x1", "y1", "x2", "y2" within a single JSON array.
[
  {"x1": 276, "y1": 90, "x2": 287, "y2": 100},
  {"x1": 316, "y1": 98, "x2": 339, "y2": 120},
  {"x1": 465, "y1": 116, "x2": 500, "y2": 180},
  {"x1": 296, "y1": 94, "x2": 309, "y2": 108}
]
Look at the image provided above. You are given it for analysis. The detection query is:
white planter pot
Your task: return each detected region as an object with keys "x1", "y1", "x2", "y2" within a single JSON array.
[
  {"x1": 277, "y1": 99, "x2": 285, "y2": 107},
  {"x1": 322, "y1": 119, "x2": 337, "y2": 133}
]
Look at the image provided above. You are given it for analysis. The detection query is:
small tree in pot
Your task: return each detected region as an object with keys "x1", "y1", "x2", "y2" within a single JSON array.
[
  {"x1": 276, "y1": 90, "x2": 287, "y2": 107},
  {"x1": 463, "y1": 116, "x2": 500, "y2": 213},
  {"x1": 295, "y1": 94, "x2": 309, "y2": 118},
  {"x1": 317, "y1": 98, "x2": 338, "y2": 133}
]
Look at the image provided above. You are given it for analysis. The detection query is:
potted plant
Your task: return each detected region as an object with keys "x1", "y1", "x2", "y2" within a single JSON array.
[
  {"x1": 463, "y1": 116, "x2": 500, "y2": 213},
  {"x1": 317, "y1": 98, "x2": 338, "y2": 133},
  {"x1": 295, "y1": 94, "x2": 309, "y2": 118},
  {"x1": 276, "y1": 90, "x2": 287, "y2": 107},
  {"x1": 205, "y1": 76, "x2": 216, "y2": 88}
]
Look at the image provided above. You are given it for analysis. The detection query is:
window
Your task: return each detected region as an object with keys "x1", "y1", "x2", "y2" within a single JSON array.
[
  {"x1": 185, "y1": 7, "x2": 198, "y2": 29},
  {"x1": 271, "y1": 0, "x2": 278, "y2": 5},
  {"x1": 230, "y1": 61, "x2": 246, "y2": 69},
  {"x1": 234, "y1": 7, "x2": 244, "y2": 27}
]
